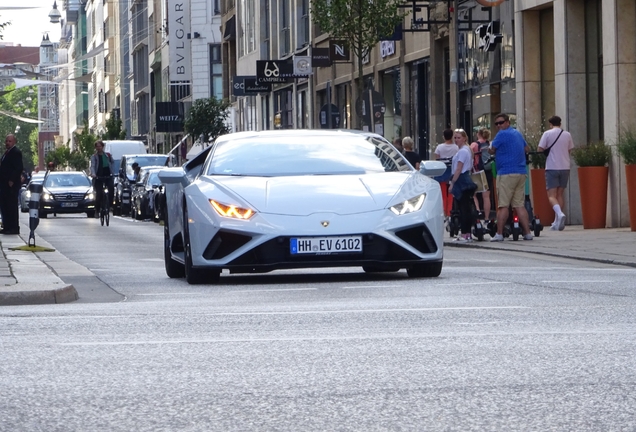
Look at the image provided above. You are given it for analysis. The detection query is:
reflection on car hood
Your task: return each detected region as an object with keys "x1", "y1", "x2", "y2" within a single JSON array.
[{"x1": 203, "y1": 173, "x2": 418, "y2": 216}]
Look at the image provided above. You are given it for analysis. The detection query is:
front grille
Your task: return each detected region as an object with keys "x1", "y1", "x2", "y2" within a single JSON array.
[
  {"x1": 395, "y1": 224, "x2": 438, "y2": 254},
  {"x1": 52, "y1": 192, "x2": 85, "y2": 201}
]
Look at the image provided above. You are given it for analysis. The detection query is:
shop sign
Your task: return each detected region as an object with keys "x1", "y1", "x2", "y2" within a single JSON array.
[
  {"x1": 476, "y1": 21, "x2": 503, "y2": 52},
  {"x1": 256, "y1": 60, "x2": 294, "y2": 83},
  {"x1": 312, "y1": 48, "x2": 331, "y2": 67},
  {"x1": 380, "y1": 41, "x2": 395, "y2": 58},
  {"x1": 329, "y1": 40, "x2": 350, "y2": 62}
]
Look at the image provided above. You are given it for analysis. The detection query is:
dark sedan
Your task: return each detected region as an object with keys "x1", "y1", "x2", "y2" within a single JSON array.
[
  {"x1": 40, "y1": 171, "x2": 96, "y2": 218},
  {"x1": 131, "y1": 166, "x2": 164, "y2": 221}
]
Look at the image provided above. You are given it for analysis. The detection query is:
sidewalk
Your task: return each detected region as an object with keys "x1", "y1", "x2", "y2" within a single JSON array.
[
  {"x1": 444, "y1": 225, "x2": 636, "y2": 268},
  {"x1": 0, "y1": 221, "x2": 78, "y2": 306}
]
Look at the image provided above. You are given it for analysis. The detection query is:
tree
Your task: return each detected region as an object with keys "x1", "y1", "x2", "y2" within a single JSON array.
[
  {"x1": 183, "y1": 97, "x2": 231, "y2": 144},
  {"x1": 0, "y1": 17, "x2": 9, "y2": 40},
  {"x1": 0, "y1": 82, "x2": 38, "y2": 170},
  {"x1": 45, "y1": 145, "x2": 71, "y2": 170},
  {"x1": 69, "y1": 125, "x2": 100, "y2": 171},
  {"x1": 101, "y1": 111, "x2": 127, "y2": 140},
  {"x1": 311, "y1": 0, "x2": 405, "y2": 128}
]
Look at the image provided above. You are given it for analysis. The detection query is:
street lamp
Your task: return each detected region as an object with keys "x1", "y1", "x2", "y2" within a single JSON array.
[{"x1": 48, "y1": 1, "x2": 61, "y2": 24}]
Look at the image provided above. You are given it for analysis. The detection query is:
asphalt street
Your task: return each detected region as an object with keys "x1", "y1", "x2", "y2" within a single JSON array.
[{"x1": 1, "y1": 214, "x2": 636, "y2": 431}]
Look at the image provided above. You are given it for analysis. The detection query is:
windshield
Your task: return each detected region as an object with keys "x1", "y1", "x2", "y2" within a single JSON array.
[
  {"x1": 205, "y1": 135, "x2": 410, "y2": 176},
  {"x1": 126, "y1": 156, "x2": 168, "y2": 178},
  {"x1": 148, "y1": 171, "x2": 161, "y2": 185},
  {"x1": 44, "y1": 173, "x2": 91, "y2": 188}
]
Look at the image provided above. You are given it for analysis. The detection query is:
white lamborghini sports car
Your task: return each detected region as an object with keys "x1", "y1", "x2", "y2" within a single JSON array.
[{"x1": 159, "y1": 130, "x2": 448, "y2": 284}]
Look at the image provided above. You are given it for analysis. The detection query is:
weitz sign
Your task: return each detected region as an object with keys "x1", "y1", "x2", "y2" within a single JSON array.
[
  {"x1": 168, "y1": 0, "x2": 192, "y2": 82},
  {"x1": 156, "y1": 102, "x2": 184, "y2": 133}
]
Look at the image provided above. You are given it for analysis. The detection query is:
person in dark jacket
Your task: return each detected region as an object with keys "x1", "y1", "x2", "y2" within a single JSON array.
[{"x1": 0, "y1": 134, "x2": 24, "y2": 234}]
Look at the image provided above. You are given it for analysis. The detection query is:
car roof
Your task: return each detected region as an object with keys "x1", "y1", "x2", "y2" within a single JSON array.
[
  {"x1": 216, "y1": 129, "x2": 380, "y2": 142},
  {"x1": 46, "y1": 171, "x2": 87, "y2": 176}
]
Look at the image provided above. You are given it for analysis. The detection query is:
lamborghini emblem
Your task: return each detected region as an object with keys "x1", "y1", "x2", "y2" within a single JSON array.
[{"x1": 321, "y1": 221, "x2": 329, "y2": 227}]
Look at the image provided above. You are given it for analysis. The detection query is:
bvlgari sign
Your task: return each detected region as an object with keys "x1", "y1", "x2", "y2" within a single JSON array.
[{"x1": 168, "y1": 0, "x2": 192, "y2": 82}]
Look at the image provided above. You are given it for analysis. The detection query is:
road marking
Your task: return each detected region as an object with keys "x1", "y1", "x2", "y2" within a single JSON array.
[
  {"x1": 541, "y1": 280, "x2": 611, "y2": 283},
  {"x1": 135, "y1": 293, "x2": 209, "y2": 296},
  {"x1": 233, "y1": 287, "x2": 318, "y2": 293},
  {"x1": 342, "y1": 285, "x2": 397, "y2": 289}
]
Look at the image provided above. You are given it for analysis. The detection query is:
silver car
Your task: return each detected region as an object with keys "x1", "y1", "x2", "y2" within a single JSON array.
[{"x1": 20, "y1": 172, "x2": 46, "y2": 213}]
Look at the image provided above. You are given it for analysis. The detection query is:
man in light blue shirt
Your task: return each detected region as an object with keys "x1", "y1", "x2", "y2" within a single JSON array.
[{"x1": 488, "y1": 113, "x2": 532, "y2": 241}]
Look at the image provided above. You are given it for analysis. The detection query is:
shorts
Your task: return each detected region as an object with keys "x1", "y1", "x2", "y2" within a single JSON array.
[
  {"x1": 496, "y1": 174, "x2": 526, "y2": 208},
  {"x1": 545, "y1": 169, "x2": 570, "y2": 190},
  {"x1": 470, "y1": 170, "x2": 488, "y2": 193}
]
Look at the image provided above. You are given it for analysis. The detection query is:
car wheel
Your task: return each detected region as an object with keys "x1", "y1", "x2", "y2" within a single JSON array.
[
  {"x1": 407, "y1": 261, "x2": 443, "y2": 278},
  {"x1": 164, "y1": 210, "x2": 185, "y2": 278},
  {"x1": 40, "y1": 212, "x2": 48, "y2": 219},
  {"x1": 184, "y1": 207, "x2": 220, "y2": 285},
  {"x1": 86, "y1": 211, "x2": 95, "y2": 218}
]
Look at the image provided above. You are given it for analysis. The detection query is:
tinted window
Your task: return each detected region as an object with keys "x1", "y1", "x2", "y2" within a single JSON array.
[{"x1": 205, "y1": 135, "x2": 410, "y2": 176}]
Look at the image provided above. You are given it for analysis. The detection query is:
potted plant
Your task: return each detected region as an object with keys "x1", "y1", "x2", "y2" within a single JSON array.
[
  {"x1": 572, "y1": 140, "x2": 612, "y2": 229},
  {"x1": 524, "y1": 130, "x2": 552, "y2": 226},
  {"x1": 616, "y1": 127, "x2": 636, "y2": 231}
]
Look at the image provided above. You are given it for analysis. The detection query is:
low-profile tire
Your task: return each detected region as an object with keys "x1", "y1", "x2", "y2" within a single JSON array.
[
  {"x1": 40, "y1": 212, "x2": 48, "y2": 219},
  {"x1": 86, "y1": 211, "x2": 95, "y2": 218},
  {"x1": 184, "y1": 207, "x2": 220, "y2": 285},
  {"x1": 407, "y1": 261, "x2": 443, "y2": 278},
  {"x1": 164, "y1": 211, "x2": 185, "y2": 278}
]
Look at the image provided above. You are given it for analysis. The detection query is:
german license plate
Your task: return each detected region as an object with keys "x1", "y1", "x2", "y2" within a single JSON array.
[
  {"x1": 61, "y1": 202, "x2": 78, "y2": 208},
  {"x1": 290, "y1": 236, "x2": 363, "y2": 255}
]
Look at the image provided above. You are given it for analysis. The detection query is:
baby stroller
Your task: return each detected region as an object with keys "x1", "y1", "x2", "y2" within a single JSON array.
[{"x1": 446, "y1": 182, "x2": 487, "y2": 241}]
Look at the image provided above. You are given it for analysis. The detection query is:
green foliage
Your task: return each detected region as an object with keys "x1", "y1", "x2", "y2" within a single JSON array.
[
  {"x1": 101, "y1": 112, "x2": 127, "y2": 140},
  {"x1": 311, "y1": 0, "x2": 406, "y2": 128},
  {"x1": 572, "y1": 140, "x2": 612, "y2": 167},
  {"x1": 183, "y1": 97, "x2": 231, "y2": 143},
  {"x1": 0, "y1": 82, "x2": 38, "y2": 170},
  {"x1": 521, "y1": 123, "x2": 547, "y2": 169},
  {"x1": 70, "y1": 125, "x2": 100, "y2": 171},
  {"x1": 616, "y1": 126, "x2": 636, "y2": 165},
  {"x1": 45, "y1": 145, "x2": 71, "y2": 170},
  {"x1": 0, "y1": 18, "x2": 9, "y2": 40}
]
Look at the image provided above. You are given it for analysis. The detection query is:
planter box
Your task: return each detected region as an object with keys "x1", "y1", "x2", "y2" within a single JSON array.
[
  {"x1": 530, "y1": 168, "x2": 553, "y2": 226},
  {"x1": 578, "y1": 166, "x2": 609, "y2": 229}
]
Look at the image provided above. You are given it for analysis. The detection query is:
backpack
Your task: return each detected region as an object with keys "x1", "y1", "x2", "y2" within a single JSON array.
[{"x1": 479, "y1": 141, "x2": 492, "y2": 171}]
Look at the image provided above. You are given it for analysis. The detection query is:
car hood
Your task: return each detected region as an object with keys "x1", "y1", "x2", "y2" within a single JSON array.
[{"x1": 201, "y1": 173, "x2": 418, "y2": 216}]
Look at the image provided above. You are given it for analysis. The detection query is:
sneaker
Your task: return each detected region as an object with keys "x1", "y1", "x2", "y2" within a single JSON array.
[
  {"x1": 523, "y1": 233, "x2": 533, "y2": 241},
  {"x1": 550, "y1": 223, "x2": 558, "y2": 231},
  {"x1": 490, "y1": 233, "x2": 504, "y2": 242},
  {"x1": 557, "y1": 213, "x2": 566, "y2": 231},
  {"x1": 453, "y1": 236, "x2": 473, "y2": 244}
]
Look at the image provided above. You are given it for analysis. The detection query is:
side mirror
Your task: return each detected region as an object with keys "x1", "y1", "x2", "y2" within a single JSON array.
[
  {"x1": 419, "y1": 160, "x2": 448, "y2": 178},
  {"x1": 158, "y1": 168, "x2": 189, "y2": 187}
]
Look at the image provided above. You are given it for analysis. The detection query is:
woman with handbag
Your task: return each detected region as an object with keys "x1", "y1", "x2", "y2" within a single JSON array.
[
  {"x1": 538, "y1": 115, "x2": 574, "y2": 231},
  {"x1": 449, "y1": 129, "x2": 477, "y2": 243}
]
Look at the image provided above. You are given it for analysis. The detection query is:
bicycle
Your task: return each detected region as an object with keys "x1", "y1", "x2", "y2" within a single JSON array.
[{"x1": 95, "y1": 176, "x2": 112, "y2": 226}]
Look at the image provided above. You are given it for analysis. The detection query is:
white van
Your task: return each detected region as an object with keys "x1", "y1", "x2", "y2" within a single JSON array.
[{"x1": 103, "y1": 140, "x2": 147, "y2": 173}]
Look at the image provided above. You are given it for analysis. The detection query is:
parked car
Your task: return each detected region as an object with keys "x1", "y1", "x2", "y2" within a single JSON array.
[
  {"x1": 20, "y1": 172, "x2": 46, "y2": 213},
  {"x1": 115, "y1": 154, "x2": 173, "y2": 216},
  {"x1": 159, "y1": 130, "x2": 448, "y2": 285},
  {"x1": 130, "y1": 166, "x2": 164, "y2": 221},
  {"x1": 39, "y1": 171, "x2": 96, "y2": 218}
]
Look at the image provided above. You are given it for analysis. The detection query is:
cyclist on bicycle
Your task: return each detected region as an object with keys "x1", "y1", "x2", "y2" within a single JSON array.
[{"x1": 89, "y1": 140, "x2": 115, "y2": 217}]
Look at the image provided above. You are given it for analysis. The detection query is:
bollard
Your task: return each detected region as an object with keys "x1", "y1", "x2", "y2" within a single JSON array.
[{"x1": 28, "y1": 183, "x2": 43, "y2": 247}]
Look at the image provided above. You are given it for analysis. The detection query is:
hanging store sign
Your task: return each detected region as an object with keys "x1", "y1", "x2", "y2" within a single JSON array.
[
  {"x1": 475, "y1": 0, "x2": 506, "y2": 6},
  {"x1": 256, "y1": 60, "x2": 293, "y2": 83},
  {"x1": 293, "y1": 56, "x2": 312, "y2": 76},
  {"x1": 380, "y1": 41, "x2": 395, "y2": 58},
  {"x1": 312, "y1": 48, "x2": 331, "y2": 67},
  {"x1": 168, "y1": 0, "x2": 192, "y2": 82},
  {"x1": 329, "y1": 40, "x2": 350, "y2": 62},
  {"x1": 156, "y1": 102, "x2": 185, "y2": 132},
  {"x1": 475, "y1": 21, "x2": 503, "y2": 52}
]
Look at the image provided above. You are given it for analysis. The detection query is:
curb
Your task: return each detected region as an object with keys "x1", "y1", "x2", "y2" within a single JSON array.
[
  {"x1": 0, "y1": 284, "x2": 78, "y2": 306},
  {"x1": 445, "y1": 242, "x2": 636, "y2": 269}
]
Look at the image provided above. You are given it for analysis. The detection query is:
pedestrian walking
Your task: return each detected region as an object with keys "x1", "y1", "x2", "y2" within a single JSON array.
[
  {"x1": 449, "y1": 129, "x2": 477, "y2": 243},
  {"x1": 402, "y1": 137, "x2": 421, "y2": 170},
  {"x1": 538, "y1": 115, "x2": 574, "y2": 231},
  {"x1": 433, "y1": 129, "x2": 459, "y2": 218},
  {"x1": 489, "y1": 113, "x2": 533, "y2": 242},
  {"x1": 0, "y1": 134, "x2": 24, "y2": 234}
]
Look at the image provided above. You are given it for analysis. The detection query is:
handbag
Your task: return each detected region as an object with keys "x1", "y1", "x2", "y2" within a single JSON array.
[
  {"x1": 470, "y1": 170, "x2": 488, "y2": 192},
  {"x1": 543, "y1": 129, "x2": 564, "y2": 158}
]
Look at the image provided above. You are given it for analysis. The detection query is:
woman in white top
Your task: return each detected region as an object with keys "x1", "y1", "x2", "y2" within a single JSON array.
[
  {"x1": 449, "y1": 129, "x2": 476, "y2": 243},
  {"x1": 433, "y1": 129, "x2": 460, "y2": 218}
]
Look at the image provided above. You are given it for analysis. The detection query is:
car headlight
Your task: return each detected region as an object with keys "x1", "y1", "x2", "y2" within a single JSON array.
[
  {"x1": 389, "y1": 194, "x2": 426, "y2": 215},
  {"x1": 209, "y1": 199, "x2": 255, "y2": 220},
  {"x1": 42, "y1": 189, "x2": 53, "y2": 201},
  {"x1": 86, "y1": 191, "x2": 95, "y2": 200}
]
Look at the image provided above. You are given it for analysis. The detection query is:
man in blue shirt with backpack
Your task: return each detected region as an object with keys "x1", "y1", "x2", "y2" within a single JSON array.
[{"x1": 489, "y1": 113, "x2": 533, "y2": 242}]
